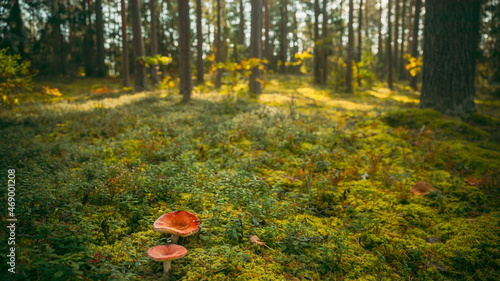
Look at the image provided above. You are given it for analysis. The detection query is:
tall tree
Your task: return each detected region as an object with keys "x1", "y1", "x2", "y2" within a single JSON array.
[
  {"x1": 346, "y1": 0, "x2": 354, "y2": 93},
  {"x1": 377, "y1": 0, "x2": 384, "y2": 71},
  {"x1": 95, "y1": 0, "x2": 106, "y2": 77},
  {"x1": 386, "y1": 0, "x2": 394, "y2": 90},
  {"x1": 196, "y1": 0, "x2": 204, "y2": 84},
  {"x1": 357, "y1": 0, "x2": 364, "y2": 86},
  {"x1": 215, "y1": 0, "x2": 222, "y2": 89},
  {"x1": 321, "y1": 0, "x2": 329, "y2": 84},
  {"x1": 150, "y1": 0, "x2": 160, "y2": 85},
  {"x1": 263, "y1": 0, "x2": 271, "y2": 61},
  {"x1": 130, "y1": 0, "x2": 148, "y2": 91},
  {"x1": 399, "y1": 0, "x2": 407, "y2": 79},
  {"x1": 249, "y1": 0, "x2": 263, "y2": 94},
  {"x1": 279, "y1": 0, "x2": 288, "y2": 73},
  {"x1": 178, "y1": 0, "x2": 193, "y2": 102},
  {"x1": 313, "y1": 0, "x2": 321, "y2": 84},
  {"x1": 409, "y1": 0, "x2": 422, "y2": 89},
  {"x1": 420, "y1": 0, "x2": 481, "y2": 116},
  {"x1": 120, "y1": 0, "x2": 130, "y2": 86},
  {"x1": 393, "y1": 0, "x2": 400, "y2": 78}
]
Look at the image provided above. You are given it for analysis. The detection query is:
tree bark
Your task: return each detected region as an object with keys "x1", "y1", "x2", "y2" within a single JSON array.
[
  {"x1": 399, "y1": 0, "x2": 407, "y2": 80},
  {"x1": 377, "y1": 0, "x2": 383, "y2": 73},
  {"x1": 263, "y1": 0, "x2": 271, "y2": 61},
  {"x1": 313, "y1": 0, "x2": 321, "y2": 84},
  {"x1": 409, "y1": 0, "x2": 422, "y2": 89},
  {"x1": 249, "y1": 0, "x2": 262, "y2": 94},
  {"x1": 196, "y1": 0, "x2": 204, "y2": 84},
  {"x1": 120, "y1": 0, "x2": 130, "y2": 86},
  {"x1": 321, "y1": 0, "x2": 329, "y2": 84},
  {"x1": 420, "y1": 0, "x2": 481, "y2": 116},
  {"x1": 178, "y1": 0, "x2": 193, "y2": 102},
  {"x1": 386, "y1": 0, "x2": 394, "y2": 90},
  {"x1": 357, "y1": 0, "x2": 364, "y2": 86},
  {"x1": 346, "y1": 0, "x2": 354, "y2": 93},
  {"x1": 150, "y1": 0, "x2": 160, "y2": 85},
  {"x1": 279, "y1": 0, "x2": 288, "y2": 73},
  {"x1": 130, "y1": 0, "x2": 148, "y2": 91},
  {"x1": 215, "y1": 0, "x2": 222, "y2": 89},
  {"x1": 393, "y1": 0, "x2": 400, "y2": 79},
  {"x1": 96, "y1": 0, "x2": 106, "y2": 77}
]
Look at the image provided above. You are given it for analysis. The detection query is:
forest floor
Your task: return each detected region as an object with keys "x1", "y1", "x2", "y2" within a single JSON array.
[{"x1": 0, "y1": 74, "x2": 499, "y2": 280}]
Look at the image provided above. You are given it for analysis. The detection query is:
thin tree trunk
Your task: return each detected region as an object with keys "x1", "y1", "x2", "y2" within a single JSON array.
[
  {"x1": 313, "y1": 0, "x2": 321, "y2": 84},
  {"x1": 196, "y1": 0, "x2": 204, "y2": 84},
  {"x1": 377, "y1": 0, "x2": 383, "y2": 74},
  {"x1": 263, "y1": 0, "x2": 270, "y2": 61},
  {"x1": 249, "y1": 0, "x2": 263, "y2": 94},
  {"x1": 346, "y1": 0, "x2": 354, "y2": 93},
  {"x1": 420, "y1": 0, "x2": 480, "y2": 116},
  {"x1": 96, "y1": 0, "x2": 106, "y2": 77},
  {"x1": 130, "y1": 0, "x2": 148, "y2": 91},
  {"x1": 238, "y1": 0, "x2": 245, "y2": 45},
  {"x1": 357, "y1": 0, "x2": 364, "y2": 86},
  {"x1": 399, "y1": 0, "x2": 407, "y2": 80},
  {"x1": 279, "y1": 0, "x2": 288, "y2": 73},
  {"x1": 394, "y1": 0, "x2": 400, "y2": 79},
  {"x1": 178, "y1": 0, "x2": 193, "y2": 102},
  {"x1": 215, "y1": 0, "x2": 222, "y2": 89},
  {"x1": 120, "y1": 0, "x2": 130, "y2": 86},
  {"x1": 150, "y1": 0, "x2": 160, "y2": 85},
  {"x1": 410, "y1": 0, "x2": 421, "y2": 89},
  {"x1": 321, "y1": 0, "x2": 329, "y2": 84},
  {"x1": 387, "y1": 0, "x2": 393, "y2": 90}
]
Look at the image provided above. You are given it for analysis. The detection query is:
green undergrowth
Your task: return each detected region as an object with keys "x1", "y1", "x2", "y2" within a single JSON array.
[{"x1": 0, "y1": 75, "x2": 498, "y2": 280}]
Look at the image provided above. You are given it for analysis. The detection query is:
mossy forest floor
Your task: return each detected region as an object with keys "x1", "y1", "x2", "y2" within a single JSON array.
[{"x1": 0, "y1": 75, "x2": 499, "y2": 280}]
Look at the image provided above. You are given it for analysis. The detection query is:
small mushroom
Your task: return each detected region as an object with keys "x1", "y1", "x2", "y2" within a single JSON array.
[
  {"x1": 410, "y1": 182, "x2": 435, "y2": 195},
  {"x1": 154, "y1": 211, "x2": 200, "y2": 243},
  {"x1": 147, "y1": 244, "x2": 188, "y2": 274}
]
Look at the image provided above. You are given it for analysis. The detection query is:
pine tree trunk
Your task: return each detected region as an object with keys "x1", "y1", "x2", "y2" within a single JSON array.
[
  {"x1": 377, "y1": 0, "x2": 384, "y2": 74},
  {"x1": 96, "y1": 0, "x2": 106, "y2": 77},
  {"x1": 238, "y1": 0, "x2": 245, "y2": 45},
  {"x1": 393, "y1": 0, "x2": 400, "y2": 80},
  {"x1": 321, "y1": 0, "x2": 329, "y2": 84},
  {"x1": 313, "y1": 0, "x2": 321, "y2": 84},
  {"x1": 279, "y1": 0, "x2": 288, "y2": 73},
  {"x1": 196, "y1": 0, "x2": 204, "y2": 84},
  {"x1": 420, "y1": 0, "x2": 480, "y2": 116},
  {"x1": 150, "y1": 0, "x2": 160, "y2": 85},
  {"x1": 130, "y1": 0, "x2": 148, "y2": 91},
  {"x1": 249, "y1": 0, "x2": 263, "y2": 94},
  {"x1": 263, "y1": 0, "x2": 271, "y2": 62},
  {"x1": 215, "y1": 0, "x2": 222, "y2": 89},
  {"x1": 120, "y1": 0, "x2": 130, "y2": 86},
  {"x1": 399, "y1": 0, "x2": 407, "y2": 80},
  {"x1": 357, "y1": 0, "x2": 364, "y2": 86},
  {"x1": 409, "y1": 0, "x2": 421, "y2": 89},
  {"x1": 346, "y1": 0, "x2": 354, "y2": 93},
  {"x1": 178, "y1": 0, "x2": 193, "y2": 102},
  {"x1": 386, "y1": 0, "x2": 393, "y2": 90}
]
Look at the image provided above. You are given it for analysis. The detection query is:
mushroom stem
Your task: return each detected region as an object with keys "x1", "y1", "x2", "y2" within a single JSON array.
[
  {"x1": 162, "y1": 260, "x2": 172, "y2": 274},
  {"x1": 171, "y1": 234, "x2": 179, "y2": 244}
]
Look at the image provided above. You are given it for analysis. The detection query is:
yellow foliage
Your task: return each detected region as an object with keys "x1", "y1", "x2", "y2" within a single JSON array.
[
  {"x1": 403, "y1": 54, "x2": 423, "y2": 77},
  {"x1": 41, "y1": 86, "x2": 63, "y2": 96},
  {"x1": 90, "y1": 86, "x2": 116, "y2": 94}
]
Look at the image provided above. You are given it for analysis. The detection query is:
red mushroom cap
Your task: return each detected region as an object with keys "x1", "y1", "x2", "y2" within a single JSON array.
[
  {"x1": 153, "y1": 211, "x2": 201, "y2": 237},
  {"x1": 410, "y1": 182, "x2": 435, "y2": 195},
  {"x1": 147, "y1": 244, "x2": 188, "y2": 262}
]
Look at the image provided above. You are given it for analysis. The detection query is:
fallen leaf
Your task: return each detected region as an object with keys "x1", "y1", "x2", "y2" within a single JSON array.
[{"x1": 250, "y1": 235, "x2": 266, "y2": 246}]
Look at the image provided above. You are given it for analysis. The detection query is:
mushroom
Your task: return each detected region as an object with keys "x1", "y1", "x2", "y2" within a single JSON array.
[
  {"x1": 410, "y1": 182, "x2": 435, "y2": 195},
  {"x1": 147, "y1": 244, "x2": 188, "y2": 274},
  {"x1": 153, "y1": 211, "x2": 200, "y2": 244}
]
